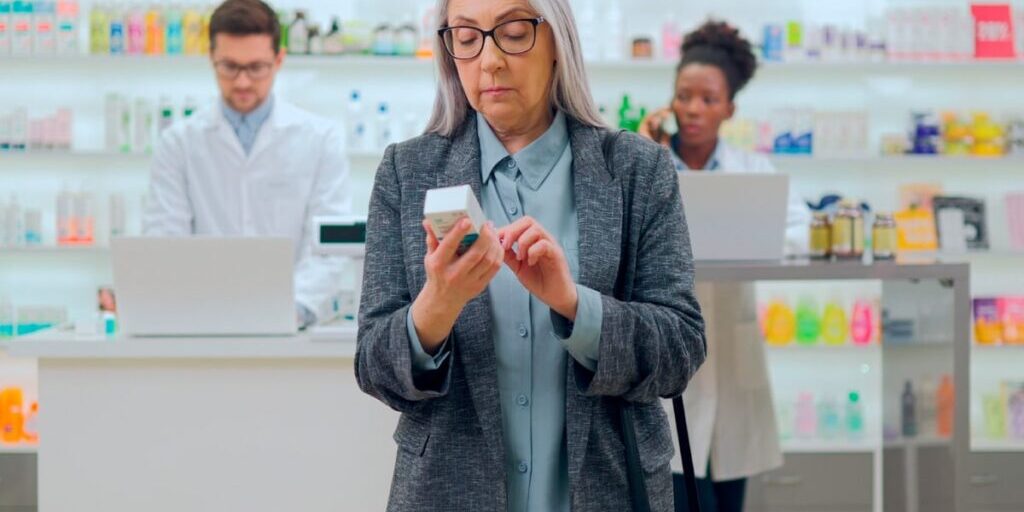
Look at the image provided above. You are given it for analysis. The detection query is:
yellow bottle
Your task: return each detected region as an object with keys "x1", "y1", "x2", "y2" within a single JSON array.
[
  {"x1": 763, "y1": 300, "x2": 796, "y2": 346},
  {"x1": 198, "y1": 8, "x2": 212, "y2": 54},
  {"x1": 821, "y1": 301, "x2": 849, "y2": 346},
  {"x1": 182, "y1": 8, "x2": 202, "y2": 55},
  {"x1": 0, "y1": 387, "x2": 25, "y2": 444}
]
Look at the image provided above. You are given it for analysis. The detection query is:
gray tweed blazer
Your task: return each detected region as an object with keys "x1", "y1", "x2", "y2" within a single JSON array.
[{"x1": 355, "y1": 114, "x2": 706, "y2": 512}]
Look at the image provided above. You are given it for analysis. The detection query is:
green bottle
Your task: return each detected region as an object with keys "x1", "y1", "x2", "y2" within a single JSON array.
[{"x1": 795, "y1": 299, "x2": 821, "y2": 345}]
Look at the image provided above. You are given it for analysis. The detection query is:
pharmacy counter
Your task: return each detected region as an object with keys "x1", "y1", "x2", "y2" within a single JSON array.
[
  {"x1": 1, "y1": 325, "x2": 400, "y2": 512},
  {"x1": 1, "y1": 260, "x2": 973, "y2": 512}
]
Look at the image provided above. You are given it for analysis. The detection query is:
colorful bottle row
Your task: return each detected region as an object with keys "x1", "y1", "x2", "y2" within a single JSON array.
[
  {"x1": 777, "y1": 390, "x2": 865, "y2": 442},
  {"x1": 760, "y1": 297, "x2": 879, "y2": 347},
  {"x1": 0, "y1": 387, "x2": 37, "y2": 445},
  {"x1": 974, "y1": 297, "x2": 1024, "y2": 345},
  {"x1": 886, "y1": 111, "x2": 1024, "y2": 158},
  {"x1": 0, "y1": 107, "x2": 72, "y2": 152},
  {"x1": 899, "y1": 376, "x2": 956, "y2": 440},
  {"x1": 105, "y1": 93, "x2": 200, "y2": 154},
  {"x1": 0, "y1": 0, "x2": 79, "y2": 56},
  {"x1": 980, "y1": 380, "x2": 1024, "y2": 440},
  {"x1": 0, "y1": 299, "x2": 66, "y2": 338},
  {"x1": 89, "y1": 4, "x2": 212, "y2": 56}
]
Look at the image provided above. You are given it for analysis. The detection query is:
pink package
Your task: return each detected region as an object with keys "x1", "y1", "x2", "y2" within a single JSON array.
[
  {"x1": 998, "y1": 297, "x2": 1024, "y2": 345},
  {"x1": 1007, "y1": 193, "x2": 1024, "y2": 251}
]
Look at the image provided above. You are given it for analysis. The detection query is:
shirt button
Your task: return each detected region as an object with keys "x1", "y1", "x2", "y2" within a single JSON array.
[
  {"x1": 507, "y1": 204, "x2": 519, "y2": 216},
  {"x1": 506, "y1": 159, "x2": 517, "y2": 169},
  {"x1": 517, "y1": 324, "x2": 528, "y2": 337},
  {"x1": 518, "y1": 461, "x2": 529, "y2": 473},
  {"x1": 516, "y1": 394, "x2": 529, "y2": 406}
]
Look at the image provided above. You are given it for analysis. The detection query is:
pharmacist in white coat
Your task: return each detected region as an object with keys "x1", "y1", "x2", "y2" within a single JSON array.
[
  {"x1": 143, "y1": 0, "x2": 351, "y2": 328},
  {"x1": 641, "y1": 21, "x2": 810, "y2": 512}
]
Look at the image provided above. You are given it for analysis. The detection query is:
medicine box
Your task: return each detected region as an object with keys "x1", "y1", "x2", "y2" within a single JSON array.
[{"x1": 424, "y1": 185, "x2": 487, "y2": 253}]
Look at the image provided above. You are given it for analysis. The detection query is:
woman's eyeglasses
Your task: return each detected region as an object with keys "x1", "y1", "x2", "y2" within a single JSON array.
[{"x1": 438, "y1": 17, "x2": 546, "y2": 60}]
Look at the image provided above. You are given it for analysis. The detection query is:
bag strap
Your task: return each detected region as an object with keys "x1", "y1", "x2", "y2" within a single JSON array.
[{"x1": 604, "y1": 128, "x2": 701, "y2": 511}]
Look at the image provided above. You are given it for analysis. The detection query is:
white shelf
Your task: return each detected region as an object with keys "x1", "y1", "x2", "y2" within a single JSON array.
[
  {"x1": 766, "y1": 343, "x2": 880, "y2": 352},
  {"x1": 0, "y1": 444, "x2": 38, "y2": 454},
  {"x1": 884, "y1": 436, "x2": 952, "y2": 449},
  {"x1": 781, "y1": 438, "x2": 878, "y2": 454},
  {"x1": 772, "y1": 155, "x2": 1024, "y2": 173},
  {"x1": 972, "y1": 438, "x2": 1024, "y2": 452},
  {"x1": 0, "y1": 245, "x2": 109, "y2": 255}
]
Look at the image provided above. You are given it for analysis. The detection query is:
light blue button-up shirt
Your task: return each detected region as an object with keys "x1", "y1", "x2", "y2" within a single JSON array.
[
  {"x1": 220, "y1": 96, "x2": 274, "y2": 155},
  {"x1": 407, "y1": 111, "x2": 603, "y2": 511},
  {"x1": 670, "y1": 133, "x2": 723, "y2": 172}
]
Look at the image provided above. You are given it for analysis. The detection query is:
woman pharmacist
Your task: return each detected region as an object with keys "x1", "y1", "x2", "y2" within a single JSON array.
[{"x1": 639, "y1": 20, "x2": 810, "y2": 512}]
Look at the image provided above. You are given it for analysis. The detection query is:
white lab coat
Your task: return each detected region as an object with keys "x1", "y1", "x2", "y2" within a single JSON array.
[
  {"x1": 678, "y1": 142, "x2": 811, "y2": 481},
  {"x1": 143, "y1": 97, "x2": 352, "y2": 321}
]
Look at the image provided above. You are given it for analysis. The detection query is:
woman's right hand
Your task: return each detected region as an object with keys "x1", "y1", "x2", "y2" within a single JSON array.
[
  {"x1": 411, "y1": 218, "x2": 503, "y2": 353},
  {"x1": 638, "y1": 107, "x2": 674, "y2": 147}
]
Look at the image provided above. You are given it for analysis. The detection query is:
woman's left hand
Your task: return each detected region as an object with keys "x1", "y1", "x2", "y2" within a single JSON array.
[{"x1": 498, "y1": 216, "x2": 578, "y2": 321}]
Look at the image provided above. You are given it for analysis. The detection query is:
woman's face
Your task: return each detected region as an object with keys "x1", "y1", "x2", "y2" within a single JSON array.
[
  {"x1": 671, "y1": 63, "x2": 736, "y2": 149},
  {"x1": 446, "y1": 0, "x2": 556, "y2": 131}
]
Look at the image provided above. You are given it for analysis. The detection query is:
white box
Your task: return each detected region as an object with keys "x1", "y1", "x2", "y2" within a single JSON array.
[{"x1": 423, "y1": 184, "x2": 486, "y2": 253}]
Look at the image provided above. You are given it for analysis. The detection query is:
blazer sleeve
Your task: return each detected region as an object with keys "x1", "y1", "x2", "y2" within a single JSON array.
[
  {"x1": 577, "y1": 145, "x2": 707, "y2": 403},
  {"x1": 355, "y1": 143, "x2": 453, "y2": 413}
]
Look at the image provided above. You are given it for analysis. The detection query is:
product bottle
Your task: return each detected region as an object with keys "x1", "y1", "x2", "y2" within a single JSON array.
[
  {"x1": 277, "y1": 10, "x2": 289, "y2": 53},
  {"x1": 371, "y1": 23, "x2": 393, "y2": 56},
  {"x1": 0, "y1": 2, "x2": 12, "y2": 56},
  {"x1": 818, "y1": 394, "x2": 842, "y2": 439},
  {"x1": 10, "y1": 0, "x2": 32, "y2": 56},
  {"x1": 395, "y1": 21, "x2": 416, "y2": 56},
  {"x1": 846, "y1": 391, "x2": 864, "y2": 439},
  {"x1": 983, "y1": 390, "x2": 1007, "y2": 439},
  {"x1": 901, "y1": 380, "x2": 917, "y2": 438},
  {"x1": 164, "y1": 4, "x2": 182, "y2": 55},
  {"x1": 1010, "y1": 385, "x2": 1024, "y2": 439},
  {"x1": 346, "y1": 90, "x2": 365, "y2": 150},
  {"x1": 181, "y1": 5, "x2": 201, "y2": 54},
  {"x1": 143, "y1": 4, "x2": 163, "y2": 55},
  {"x1": 763, "y1": 299, "x2": 796, "y2": 346},
  {"x1": 795, "y1": 392, "x2": 817, "y2": 439},
  {"x1": 56, "y1": 182, "x2": 75, "y2": 244},
  {"x1": 794, "y1": 298, "x2": 822, "y2": 345},
  {"x1": 22, "y1": 402, "x2": 37, "y2": 444},
  {"x1": 4, "y1": 193, "x2": 23, "y2": 247},
  {"x1": 133, "y1": 97, "x2": 153, "y2": 154},
  {"x1": 33, "y1": 0, "x2": 56, "y2": 55},
  {"x1": 157, "y1": 96, "x2": 174, "y2": 132},
  {"x1": 182, "y1": 96, "x2": 197, "y2": 118},
  {"x1": 118, "y1": 96, "x2": 132, "y2": 153},
  {"x1": 307, "y1": 25, "x2": 322, "y2": 55},
  {"x1": 936, "y1": 375, "x2": 954, "y2": 438},
  {"x1": 197, "y1": 7, "x2": 210, "y2": 53},
  {"x1": 74, "y1": 189, "x2": 95, "y2": 244},
  {"x1": 108, "y1": 3, "x2": 124, "y2": 54},
  {"x1": 287, "y1": 10, "x2": 308, "y2": 55},
  {"x1": 0, "y1": 387, "x2": 25, "y2": 444},
  {"x1": 918, "y1": 378, "x2": 937, "y2": 438},
  {"x1": 109, "y1": 192, "x2": 126, "y2": 238},
  {"x1": 323, "y1": 17, "x2": 343, "y2": 55},
  {"x1": 850, "y1": 299, "x2": 875, "y2": 345},
  {"x1": 89, "y1": 3, "x2": 109, "y2": 54},
  {"x1": 9, "y1": 107, "x2": 26, "y2": 151},
  {"x1": 376, "y1": 102, "x2": 392, "y2": 150},
  {"x1": 23, "y1": 208, "x2": 41, "y2": 245},
  {"x1": 55, "y1": 0, "x2": 79, "y2": 55},
  {"x1": 821, "y1": 300, "x2": 849, "y2": 345},
  {"x1": 125, "y1": 3, "x2": 144, "y2": 54}
]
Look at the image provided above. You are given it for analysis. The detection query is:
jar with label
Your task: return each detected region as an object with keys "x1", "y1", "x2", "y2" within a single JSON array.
[
  {"x1": 809, "y1": 212, "x2": 831, "y2": 259},
  {"x1": 872, "y1": 212, "x2": 898, "y2": 260},
  {"x1": 831, "y1": 200, "x2": 864, "y2": 260}
]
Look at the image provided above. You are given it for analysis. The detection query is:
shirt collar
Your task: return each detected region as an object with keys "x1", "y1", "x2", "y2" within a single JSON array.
[
  {"x1": 478, "y1": 111, "x2": 569, "y2": 190},
  {"x1": 671, "y1": 134, "x2": 724, "y2": 172},
  {"x1": 220, "y1": 95, "x2": 275, "y2": 131}
]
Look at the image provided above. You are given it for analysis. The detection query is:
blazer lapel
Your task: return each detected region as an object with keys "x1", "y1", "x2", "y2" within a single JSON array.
[
  {"x1": 565, "y1": 120, "x2": 623, "y2": 484},
  {"x1": 439, "y1": 117, "x2": 506, "y2": 474}
]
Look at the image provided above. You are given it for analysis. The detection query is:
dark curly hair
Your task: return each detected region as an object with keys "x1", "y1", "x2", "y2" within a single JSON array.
[{"x1": 677, "y1": 20, "x2": 758, "y2": 100}]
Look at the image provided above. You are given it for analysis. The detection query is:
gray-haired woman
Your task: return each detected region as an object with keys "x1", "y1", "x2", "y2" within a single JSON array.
[{"x1": 355, "y1": 0, "x2": 706, "y2": 510}]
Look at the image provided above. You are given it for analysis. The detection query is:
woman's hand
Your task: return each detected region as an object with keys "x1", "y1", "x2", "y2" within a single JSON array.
[
  {"x1": 411, "y1": 218, "x2": 503, "y2": 353},
  {"x1": 638, "y1": 107, "x2": 674, "y2": 147},
  {"x1": 498, "y1": 216, "x2": 579, "y2": 321}
]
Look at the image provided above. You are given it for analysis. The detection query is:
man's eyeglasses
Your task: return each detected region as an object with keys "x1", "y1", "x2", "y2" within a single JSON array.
[
  {"x1": 213, "y1": 60, "x2": 275, "y2": 80},
  {"x1": 438, "y1": 17, "x2": 546, "y2": 60}
]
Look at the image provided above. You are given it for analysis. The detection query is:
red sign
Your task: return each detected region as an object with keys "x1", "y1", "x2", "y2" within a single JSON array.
[{"x1": 971, "y1": 4, "x2": 1017, "y2": 59}]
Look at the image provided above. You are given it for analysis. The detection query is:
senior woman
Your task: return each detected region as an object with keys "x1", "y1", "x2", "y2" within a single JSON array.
[{"x1": 355, "y1": 0, "x2": 706, "y2": 510}]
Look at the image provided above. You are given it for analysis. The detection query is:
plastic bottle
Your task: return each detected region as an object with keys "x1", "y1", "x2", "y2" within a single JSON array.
[
  {"x1": 846, "y1": 391, "x2": 864, "y2": 439},
  {"x1": 74, "y1": 189, "x2": 95, "y2": 244},
  {"x1": 198, "y1": 7, "x2": 210, "y2": 53},
  {"x1": 56, "y1": 182, "x2": 75, "y2": 244},
  {"x1": 0, "y1": 387, "x2": 25, "y2": 444},
  {"x1": 55, "y1": 0, "x2": 79, "y2": 54},
  {"x1": 818, "y1": 394, "x2": 842, "y2": 439},
  {"x1": 821, "y1": 300, "x2": 849, "y2": 346},
  {"x1": 164, "y1": 4, "x2": 182, "y2": 55},
  {"x1": 23, "y1": 208, "x2": 41, "y2": 245},
  {"x1": 323, "y1": 17, "x2": 343, "y2": 55},
  {"x1": 287, "y1": 10, "x2": 308, "y2": 55},
  {"x1": 277, "y1": 10, "x2": 289, "y2": 53},
  {"x1": 9, "y1": 107, "x2": 26, "y2": 150},
  {"x1": 936, "y1": 375, "x2": 954, "y2": 438},
  {"x1": 108, "y1": 3, "x2": 124, "y2": 54},
  {"x1": 143, "y1": 4, "x2": 163, "y2": 55},
  {"x1": 10, "y1": 0, "x2": 32, "y2": 55},
  {"x1": 133, "y1": 97, "x2": 153, "y2": 154},
  {"x1": 763, "y1": 299, "x2": 796, "y2": 346},
  {"x1": 158, "y1": 96, "x2": 174, "y2": 132},
  {"x1": 109, "y1": 193, "x2": 126, "y2": 238},
  {"x1": 918, "y1": 378, "x2": 937, "y2": 438},
  {"x1": 307, "y1": 25, "x2": 322, "y2": 55},
  {"x1": 181, "y1": 5, "x2": 201, "y2": 54},
  {"x1": 182, "y1": 96, "x2": 197, "y2": 118},
  {"x1": 89, "y1": 3, "x2": 109, "y2": 54},
  {"x1": 4, "y1": 193, "x2": 23, "y2": 247},
  {"x1": 22, "y1": 402, "x2": 37, "y2": 444},
  {"x1": 901, "y1": 380, "x2": 917, "y2": 438},
  {"x1": 395, "y1": 20, "x2": 417, "y2": 56},
  {"x1": 33, "y1": 0, "x2": 57, "y2": 55},
  {"x1": 376, "y1": 102, "x2": 392, "y2": 150},
  {"x1": 1010, "y1": 385, "x2": 1024, "y2": 439},
  {"x1": 0, "y1": 2, "x2": 12, "y2": 56},
  {"x1": 795, "y1": 298, "x2": 822, "y2": 345},
  {"x1": 346, "y1": 90, "x2": 365, "y2": 150},
  {"x1": 125, "y1": 3, "x2": 144, "y2": 55},
  {"x1": 795, "y1": 392, "x2": 817, "y2": 439},
  {"x1": 850, "y1": 299, "x2": 875, "y2": 345}
]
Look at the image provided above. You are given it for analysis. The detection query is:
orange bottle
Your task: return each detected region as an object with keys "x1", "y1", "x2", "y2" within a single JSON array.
[
  {"x1": 937, "y1": 375, "x2": 955, "y2": 438},
  {"x1": 22, "y1": 402, "x2": 38, "y2": 444},
  {"x1": 0, "y1": 388, "x2": 25, "y2": 444}
]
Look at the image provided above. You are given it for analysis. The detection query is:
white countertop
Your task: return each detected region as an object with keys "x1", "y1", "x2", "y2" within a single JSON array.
[{"x1": 0, "y1": 323, "x2": 358, "y2": 360}]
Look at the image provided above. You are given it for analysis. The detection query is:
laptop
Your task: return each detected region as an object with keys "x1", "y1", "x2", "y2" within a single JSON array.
[
  {"x1": 112, "y1": 237, "x2": 297, "y2": 337},
  {"x1": 678, "y1": 173, "x2": 789, "y2": 261}
]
